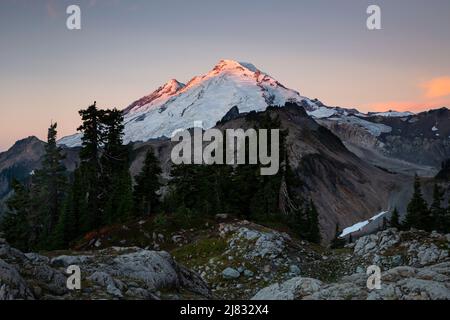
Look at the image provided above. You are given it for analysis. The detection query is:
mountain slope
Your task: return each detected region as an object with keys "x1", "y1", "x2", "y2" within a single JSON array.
[
  {"x1": 318, "y1": 107, "x2": 450, "y2": 176},
  {"x1": 0, "y1": 136, "x2": 45, "y2": 200},
  {"x1": 128, "y1": 104, "x2": 412, "y2": 242},
  {"x1": 0, "y1": 137, "x2": 80, "y2": 217}
]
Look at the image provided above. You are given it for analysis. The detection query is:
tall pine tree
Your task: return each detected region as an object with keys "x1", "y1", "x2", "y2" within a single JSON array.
[
  {"x1": 54, "y1": 169, "x2": 86, "y2": 248},
  {"x1": 330, "y1": 223, "x2": 345, "y2": 248},
  {"x1": 390, "y1": 207, "x2": 402, "y2": 230},
  {"x1": 1, "y1": 123, "x2": 67, "y2": 250},
  {"x1": 38, "y1": 123, "x2": 67, "y2": 237},
  {"x1": 133, "y1": 148, "x2": 162, "y2": 217},
  {"x1": 405, "y1": 175, "x2": 431, "y2": 231},
  {"x1": 101, "y1": 109, "x2": 133, "y2": 224},
  {"x1": 429, "y1": 183, "x2": 446, "y2": 233},
  {"x1": 77, "y1": 102, "x2": 106, "y2": 230},
  {"x1": 306, "y1": 200, "x2": 321, "y2": 244},
  {"x1": 1, "y1": 179, "x2": 32, "y2": 251}
]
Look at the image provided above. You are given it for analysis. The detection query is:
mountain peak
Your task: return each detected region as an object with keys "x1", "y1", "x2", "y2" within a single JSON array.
[
  {"x1": 163, "y1": 79, "x2": 185, "y2": 91},
  {"x1": 213, "y1": 59, "x2": 260, "y2": 73},
  {"x1": 1, "y1": 136, "x2": 44, "y2": 157},
  {"x1": 124, "y1": 79, "x2": 185, "y2": 113}
]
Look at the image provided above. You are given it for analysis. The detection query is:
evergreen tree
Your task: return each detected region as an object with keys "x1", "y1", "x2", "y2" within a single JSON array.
[
  {"x1": 390, "y1": 207, "x2": 402, "y2": 230},
  {"x1": 101, "y1": 109, "x2": 133, "y2": 224},
  {"x1": 101, "y1": 108, "x2": 127, "y2": 177},
  {"x1": 53, "y1": 169, "x2": 86, "y2": 247},
  {"x1": 1, "y1": 123, "x2": 67, "y2": 250},
  {"x1": 25, "y1": 175, "x2": 48, "y2": 246},
  {"x1": 446, "y1": 198, "x2": 450, "y2": 233},
  {"x1": 249, "y1": 171, "x2": 282, "y2": 220},
  {"x1": 430, "y1": 183, "x2": 446, "y2": 233},
  {"x1": 305, "y1": 200, "x2": 321, "y2": 244},
  {"x1": 330, "y1": 223, "x2": 345, "y2": 249},
  {"x1": 405, "y1": 175, "x2": 431, "y2": 231},
  {"x1": 230, "y1": 163, "x2": 259, "y2": 218},
  {"x1": 37, "y1": 123, "x2": 67, "y2": 238},
  {"x1": 245, "y1": 112, "x2": 287, "y2": 221},
  {"x1": 133, "y1": 148, "x2": 162, "y2": 217},
  {"x1": 77, "y1": 102, "x2": 106, "y2": 230},
  {"x1": 169, "y1": 164, "x2": 203, "y2": 211},
  {"x1": 289, "y1": 205, "x2": 307, "y2": 239},
  {"x1": 104, "y1": 168, "x2": 133, "y2": 224},
  {"x1": 0, "y1": 180, "x2": 32, "y2": 251},
  {"x1": 284, "y1": 183, "x2": 320, "y2": 243}
]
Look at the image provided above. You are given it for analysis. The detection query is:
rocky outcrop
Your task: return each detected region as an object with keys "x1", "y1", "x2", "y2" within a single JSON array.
[
  {"x1": 252, "y1": 277, "x2": 323, "y2": 300},
  {"x1": 219, "y1": 106, "x2": 240, "y2": 123},
  {"x1": 253, "y1": 264, "x2": 450, "y2": 300},
  {"x1": 351, "y1": 228, "x2": 449, "y2": 269},
  {"x1": 252, "y1": 228, "x2": 450, "y2": 300},
  {"x1": 0, "y1": 237, "x2": 67, "y2": 300},
  {"x1": 0, "y1": 238, "x2": 210, "y2": 300},
  {"x1": 227, "y1": 225, "x2": 288, "y2": 260},
  {"x1": 302, "y1": 262, "x2": 450, "y2": 300},
  {"x1": 3, "y1": 223, "x2": 449, "y2": 300},
  {"x1": 0, "y1": 259, "x2": 34, "y2": 300}
]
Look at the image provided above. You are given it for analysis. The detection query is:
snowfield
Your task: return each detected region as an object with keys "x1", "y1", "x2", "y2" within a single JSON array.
[
  {"x1": 370, "y1": 111, "x2": 414, "y2": 117},
  {"x1": 57, "y1": 59, "x2": 413, "y2": 147},
  {"x1": 339, "y1": 211, "x2": 388, "y2": 238},
  {"x1": 327, "y1": 116, "x2": 392, "y2": 137},
  {"x1": 59, "y1": 60, "x2": 316, "y2": 147}
]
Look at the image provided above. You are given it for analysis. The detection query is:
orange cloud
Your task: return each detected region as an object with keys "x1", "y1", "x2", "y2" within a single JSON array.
[
  {"x1": 421, "y1": 76, "x2": 450, "y2": 99},
  {"x1": 363, "y1": 76, "x2": 450, "y2": 113}
]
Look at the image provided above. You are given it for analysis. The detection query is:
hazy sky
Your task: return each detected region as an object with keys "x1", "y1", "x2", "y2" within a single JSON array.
[{"x1": 1, "y1": 0, "x2": 450, "y2": 151}]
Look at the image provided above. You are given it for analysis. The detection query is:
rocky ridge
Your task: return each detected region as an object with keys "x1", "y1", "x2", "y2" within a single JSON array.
[
  {"x1": 253, "y1": 228, "x2": 450, "y2": 300},
  {"x1": 1, "y1": 218, "x2": 449, "y2": 300},
  {"x1": 0, "y1": 237, "x2": 210, "y2": 300}
]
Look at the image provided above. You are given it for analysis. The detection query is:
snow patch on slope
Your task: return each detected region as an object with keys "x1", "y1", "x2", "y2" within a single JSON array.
[
  {"x1": 328, "y1": 116, "x2": 392, "y2": 137},
  {"x1": 370, "y1": 111, "x2": 414, "y2": 118},
  {"x1": 339, "y1": 211, "x2": 388, "y2": 238},
  {"x1": 308, "y1": 107, "x2": 337, "y2": 119}
]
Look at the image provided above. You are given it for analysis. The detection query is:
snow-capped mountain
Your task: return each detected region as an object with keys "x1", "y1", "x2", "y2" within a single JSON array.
[
  {"x1": 59, "y1": 59, "x2": 318, "y2": 146},
  {"x1": 57, "y1": 58, "x2": 449, "y2": 176},
  {"x1": 59, "y1": 59, "x2": 422, "y2": 147}
]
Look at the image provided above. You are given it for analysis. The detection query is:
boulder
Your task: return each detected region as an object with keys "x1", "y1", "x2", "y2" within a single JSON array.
[
  {"x1": 222, "y1": 267, "x2": 240, "y2": 280},
  {"x1": 252, "y1": 277, "x2": 323, "y2": 300},
  {"x1": 0, "y1": 259, "x2": 34, "y2": 300}
]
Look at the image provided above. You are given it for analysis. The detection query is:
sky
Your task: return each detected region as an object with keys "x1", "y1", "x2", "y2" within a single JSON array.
[{"x1": 1, "y1": 0, "x2": 450, "y2": 151}]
